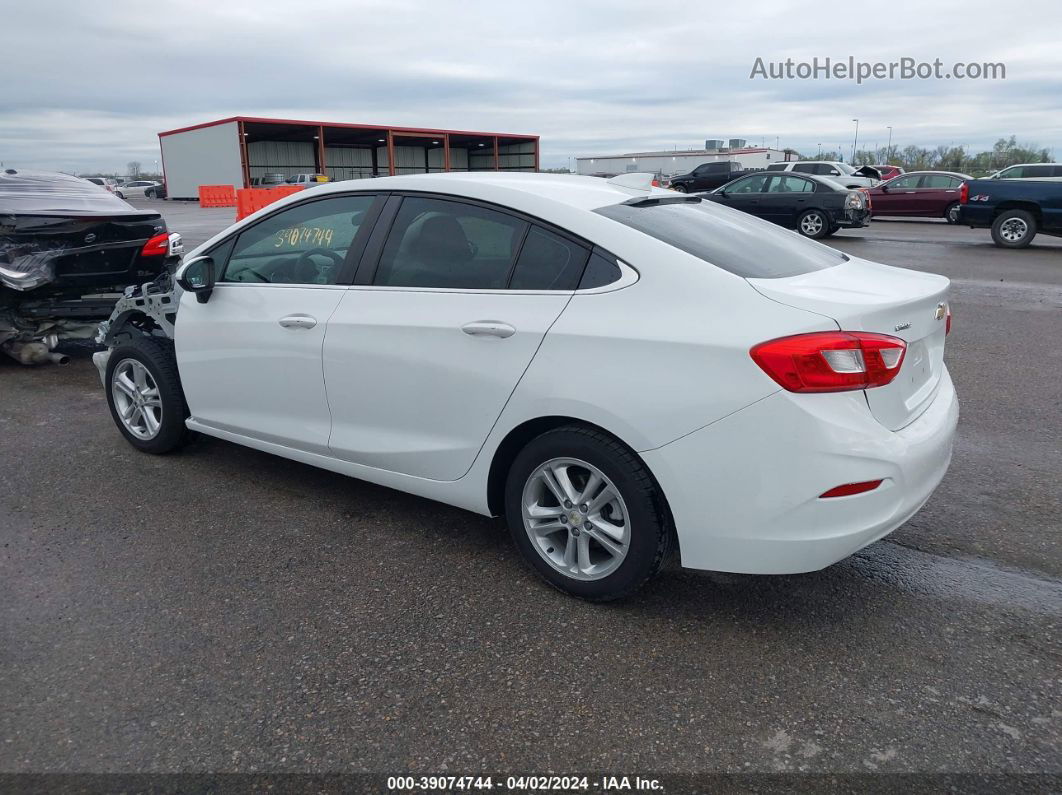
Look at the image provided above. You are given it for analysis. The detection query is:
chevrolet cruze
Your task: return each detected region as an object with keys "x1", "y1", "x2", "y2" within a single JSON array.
[{"x1": 95, "y1": 172, "x2": 958, "y2": 600}]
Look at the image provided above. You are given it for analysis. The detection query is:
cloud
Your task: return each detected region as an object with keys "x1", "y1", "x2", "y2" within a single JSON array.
[{"x1": 2, "y1": 0, "x2": 1060, "y2": 172}]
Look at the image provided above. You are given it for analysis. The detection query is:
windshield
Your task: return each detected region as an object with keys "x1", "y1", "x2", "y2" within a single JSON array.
[
  {"x1": 835, "y1": 163, "x2": 857, "y2": 175},
  {"x1": 595, "y1": 197, "x2": 845, "y2": 279}
]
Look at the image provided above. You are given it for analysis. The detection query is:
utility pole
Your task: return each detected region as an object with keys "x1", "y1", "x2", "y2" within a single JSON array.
[
  {"x1": 851, "y1": 119, "x2": 860, "y2": 164},
  {"x1": 886, "y1": 126, "x2": 893, "y2": 162}
]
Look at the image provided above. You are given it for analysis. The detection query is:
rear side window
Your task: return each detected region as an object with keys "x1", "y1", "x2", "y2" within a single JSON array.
[
  {"x1": 766, "y1": 163, "x2": 788, "y2": 171},
  {"x1": 595, "y1": 198, "x2": 844, "y2": 279},
  {"x1": 509, "y1": 227, "x2": 589, "y2": 291},
  {"x1": 578, "y1": 252, "x2": 622, "y2": 289},
  {"x1": 791, "y1": 164, "x2": 815, "y2": 174},
  {"x1": 374, "y1": 196, "x2": 527, "y2": 289}
]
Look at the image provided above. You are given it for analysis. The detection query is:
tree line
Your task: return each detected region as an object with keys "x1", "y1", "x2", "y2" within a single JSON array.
[{"x1": 802, "y1": 136, "x2": 1052, "y2": 176}]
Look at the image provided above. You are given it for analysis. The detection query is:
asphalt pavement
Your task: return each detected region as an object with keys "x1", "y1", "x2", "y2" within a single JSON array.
[{"x1": 1, "y1": 199, "x2": 1059, "y2": 779}]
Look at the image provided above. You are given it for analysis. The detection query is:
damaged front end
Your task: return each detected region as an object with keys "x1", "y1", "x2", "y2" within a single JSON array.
[{"x1": 92, "y1": 269, "x2": 183, "y2": 383}]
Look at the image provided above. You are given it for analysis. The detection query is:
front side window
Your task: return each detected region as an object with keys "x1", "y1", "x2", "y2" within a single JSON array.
[
  {"x1": 890, "y1": 175, "x2": 919, "y2": 189},
  {"x1": 374, "y1": 197, "x2": 527, "y2": 289},
  {"x1": 727, "y1": 174, "x2": 769, "y2": 193},
  {"x1": 220, "y1": 194, "x2": 376, "y2": 285},
  {"x1": 595, "y1": 198, "x2": 844, "y2": 279},
  {"x1": 999, "y1": 166, "x2": 1024, "y2": 178}
]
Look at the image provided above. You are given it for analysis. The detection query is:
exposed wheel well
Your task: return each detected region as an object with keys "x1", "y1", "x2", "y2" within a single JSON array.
[{"x1": 485, "y1": 417, "x2": 675, "y2": 543}]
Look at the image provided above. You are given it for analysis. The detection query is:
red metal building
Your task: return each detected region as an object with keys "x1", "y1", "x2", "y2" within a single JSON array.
[{"x1": 158, "y1": 116, "x2": 540, "y2": 200}]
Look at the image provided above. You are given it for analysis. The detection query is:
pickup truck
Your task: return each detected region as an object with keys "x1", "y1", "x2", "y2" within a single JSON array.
[
  {"x1": 666, "y1": 161, "x2": 752, "y2": 193},
  {"x1": 959, "y1": 178, "x2": 1062, "y2": 248}
]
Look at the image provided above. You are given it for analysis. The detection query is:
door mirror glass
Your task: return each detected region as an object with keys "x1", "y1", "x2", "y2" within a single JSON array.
[{"x1": 177, "y1": 256, "x2": 216, "y2": 303}]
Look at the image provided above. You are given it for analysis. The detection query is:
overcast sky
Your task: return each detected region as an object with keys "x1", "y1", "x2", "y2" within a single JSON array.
[{"x1": 3, "y1": 0, "x2": 1060, "y2": 173}]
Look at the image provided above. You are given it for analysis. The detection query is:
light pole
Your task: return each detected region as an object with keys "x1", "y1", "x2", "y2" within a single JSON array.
[
  {"x1": 851, "y1": 119, "x2": 860, "y2": 164},
  {"x1": 886, "y1": 126, "x2": 893, "y2": 162},
  {"x1": 817, "y1": 143, "x2": 822, "y2": 158}
]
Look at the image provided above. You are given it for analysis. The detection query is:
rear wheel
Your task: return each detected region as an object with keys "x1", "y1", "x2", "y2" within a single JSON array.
[
  {"x1": 797, "y1": 209, "x2": 829, "y2": 239},
  {"x1": 991, "y1": 209, "x2": 1037, "y2": 248},
  {"x1": 105, "y1": 336, "x2": 191, "y2": 454},
  {"x1": 145, "y1": 188, "x2": 156, "y2": 198},
  {"x1": 504, "y1": 426, "x2": 672, "y2": 601},
  {"x1": 945, "y1": 202, "x2": 961, "y2": 224},
  {"x1": 115, "y1": 191, "x2": 125, "y2": 199}
]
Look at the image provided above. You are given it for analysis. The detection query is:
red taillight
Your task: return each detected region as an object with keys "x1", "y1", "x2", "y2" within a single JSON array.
[
  {"x1": 140, "y1": 233, "x2": 169, "y2": 257},
  {"x1": 820, "y1": 479, "x2": 883, "y2": 498},
  {"x1": 959, "y1": 182, "x2": 969, "y2": 204},
  {"x1": 750, "y1": 332, "x2": 907, "y2": 393},
  {"x1": 945, "y1": 305, "x2": 952, "y2": 335}
]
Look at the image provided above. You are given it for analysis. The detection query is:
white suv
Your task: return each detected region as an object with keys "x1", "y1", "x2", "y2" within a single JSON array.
[
  {"x1": 766, "y1": 161, "x2": 880, "y2": 188},
  {"x1": 988, "y1": 163, "x2": 1062, "y2": 179}
]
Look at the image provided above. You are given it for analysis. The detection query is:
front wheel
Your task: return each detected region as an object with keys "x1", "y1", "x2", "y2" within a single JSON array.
[
  {"x1": 945, "y1": 202, "x2": 961, "y2": 224},
  {"x1": 105, "y1": 336, "x2": 191, "y2": 454},
  {"x1": 671, "y1": 183, "x2": 688, "y2": 193},
  {"x1": 504, "y1": 426, "x2": 673, "y2": 601},
  {"x1": 991, "y1": 209, "x2": 1037, "y2": 248},
  {"x1": 797, "y1": 209, "x2": 830, "y2": 239}
]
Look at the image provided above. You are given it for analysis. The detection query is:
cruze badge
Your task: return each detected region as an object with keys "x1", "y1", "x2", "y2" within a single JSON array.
[
  {"x1": 84, "y1": 232, "x2": 97, "y2": 243},
  {"x1": 935, "y1": 303, "x2": 947, "y2": 320},
  {"x1": 894, "y1": 322, "x2": 911, "y2": 331}
]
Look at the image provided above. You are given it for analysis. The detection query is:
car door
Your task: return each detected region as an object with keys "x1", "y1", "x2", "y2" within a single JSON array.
[
  {"x1": 874, "y1": 174, "x2": 920, "y2": 215},
  {"x1": 715, "y1": 173, "x2": 770, "y2": 217},
  {"x1": 760, "y1": 174, "x2": 815, "y2": 225},
  {"x1": 917, "y1": 174, "x2": 962, "y2": 215},
  {"x1": 323, "y1": 194, "x2": 587, "y2": 481},
  {"x1": 176, "y1": 193, "x2": 382, "y2": 453}
]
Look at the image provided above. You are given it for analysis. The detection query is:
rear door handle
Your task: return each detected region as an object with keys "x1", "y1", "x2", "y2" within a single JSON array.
[
  {"x1": 462, "y1": 320, "x2": 515, "y2": 339},
  {"x1": 278, "y1": 314, "x2": 317, "y2": 330}
]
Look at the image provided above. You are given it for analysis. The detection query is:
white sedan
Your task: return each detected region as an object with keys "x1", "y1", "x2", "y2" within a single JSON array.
[
  {"x1": 115, "y1": 180, "x2": 163, "y2": 199},
  {"x1": 94, "y1": 172, "x2": 958, "y2": 600}
]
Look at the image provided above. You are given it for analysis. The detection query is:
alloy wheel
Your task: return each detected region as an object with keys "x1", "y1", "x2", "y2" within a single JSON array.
[
  {"x1": 521, "y1": 458, "x2": 630, "y2": 581},
  {"x1": 800, "y1": 213, "x2": 824, "y2": 236},
  {"x1": 111, "y1": 358, "x2": 163, "y2": 440}
]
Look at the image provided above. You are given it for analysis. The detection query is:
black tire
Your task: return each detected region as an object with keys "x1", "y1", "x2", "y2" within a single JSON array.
[
  {"x1": 797, "y1": 209, "x2": 830, "y2": 239},
  {"x1": 115, "y1": 191, "x2": 125, "y2": 199},
  {"x1": 145, "y1": 188, "x2": 156, "y2": 198},
  {"x1": 504, "y1": 425, "x2": 673, "y2": 601},
  {"x1": 991, "y1": 209, "x2": 1037, "y2": 248},
  {"x1": 944, "y1": 202, "x2": 961, "y2": 224},
  {"x1": 671, "y1": 183, "x2": 688, "y2": 193},
  {"x1": 823, "y1": 225, "x2": 839, "y2": 238},
  {"x1": 104, "y1": 336, "x2": 191, "y2": 454}
]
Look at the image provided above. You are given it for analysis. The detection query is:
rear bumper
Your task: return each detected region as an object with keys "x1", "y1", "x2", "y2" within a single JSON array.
[{"x1": 643, "y1": 367, "x2": 958, "y2": 574}]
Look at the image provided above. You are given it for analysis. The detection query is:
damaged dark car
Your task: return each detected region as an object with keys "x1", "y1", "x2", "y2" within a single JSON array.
[{"x1": 0, "y1": 169, "x2": 181, "y2": 364}]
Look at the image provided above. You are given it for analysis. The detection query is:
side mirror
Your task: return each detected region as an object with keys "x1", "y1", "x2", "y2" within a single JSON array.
[
  {"x1": 880, "y1": 184, "x2": 889, "y2": 192},
  {"x1": 176, "y1": 255, "x2": 216, "y2": 304}
]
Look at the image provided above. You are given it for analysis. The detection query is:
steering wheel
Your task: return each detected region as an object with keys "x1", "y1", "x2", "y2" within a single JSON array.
[{"x1": 297, "y1": 248, "x2": 345, "y2": 267}]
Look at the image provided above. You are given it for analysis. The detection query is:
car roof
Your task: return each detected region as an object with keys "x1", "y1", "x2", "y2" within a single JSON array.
[
  {"x1": 303, "y1": 172, "x2": 669, "y2": 213},
  {"x1": 888, "y1": 170, "x2": 971, "y2": 179},
  {"x1": 0, "y1": 169, "x2": 143, "y2": 214}
]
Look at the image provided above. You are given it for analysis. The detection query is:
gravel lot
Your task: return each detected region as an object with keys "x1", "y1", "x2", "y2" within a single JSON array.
[{"x1": 1, "y1": 197, "x2": 1060, "y2": 778}]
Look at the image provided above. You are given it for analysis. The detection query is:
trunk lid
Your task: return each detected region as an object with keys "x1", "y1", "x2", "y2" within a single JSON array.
[{"x1": 749, "y1": 257, "x2": 950, "y2": 430}]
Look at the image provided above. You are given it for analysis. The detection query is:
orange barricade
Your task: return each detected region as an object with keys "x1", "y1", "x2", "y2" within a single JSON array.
[
  {"x1": 235, "y1": 186, "x2": 302, "y2": 220},
  {"x1": 198, "y1": 185, "x2": 237, "y2": 208}
]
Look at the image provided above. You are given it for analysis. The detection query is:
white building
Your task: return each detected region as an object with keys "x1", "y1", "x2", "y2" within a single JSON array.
[{"x1": 575, "y1": 147, "x2": 794, "y2": 178}]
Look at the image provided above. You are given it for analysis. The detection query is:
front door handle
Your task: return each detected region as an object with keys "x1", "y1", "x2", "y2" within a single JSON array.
[
  {"x1": 462, "y1": 320, "x2": 515, "y2": 339},
  {"x1": 278, "y1": 314, "x2": 317, "y2": 330}
]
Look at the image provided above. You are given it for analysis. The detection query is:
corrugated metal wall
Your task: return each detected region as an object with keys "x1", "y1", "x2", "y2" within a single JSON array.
[{"x1": 247, "y1": 140, "x2": 315, "y2": 180}]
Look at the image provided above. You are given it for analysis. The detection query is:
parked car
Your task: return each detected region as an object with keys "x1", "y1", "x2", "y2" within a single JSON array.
[
  {"x1": 0, "y1": 169, "x2": 181, "y2": 364},
  {"x1": 93, "y1": 172, "x2": 956, "y2": 600},
  {"x1": 83, "y1": 176, "x2": 119, "y2": 194},
  {"x1": 666, "y1": 161, "x2": 751, "y2": 193},
  {"x1": 286, "y1": 173, "x2": 331, "y2": 187},
  {"x1": 115, "y1": 180, "x2": 164, "y2": 199},
  {"x1": 872, "y1": 165, "x2": 905, "y2": 181},
  {"x1": 959, "y1": 176, "x2": 1062, "y2": 247},
  {"x1": 765, "y1": 161, "x2": 881, "y2": 188},
  {"x1": 866, "y1": 171, "x2": 971, "y2": 224},
  {"x1": 251, "y1": 174, "x2": 287, "y2": 187},
  {"x1": 703, "y1": 171, "x2": 870, "y2": 238},
  {"x1": 987, "y1": 163, "x2": 1062, "y2": 180}
]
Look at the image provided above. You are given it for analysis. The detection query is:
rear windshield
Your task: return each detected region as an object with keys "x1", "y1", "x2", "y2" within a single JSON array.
[{"x1": 595, "y1": 198, "x2": 845, "y2": 279}]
